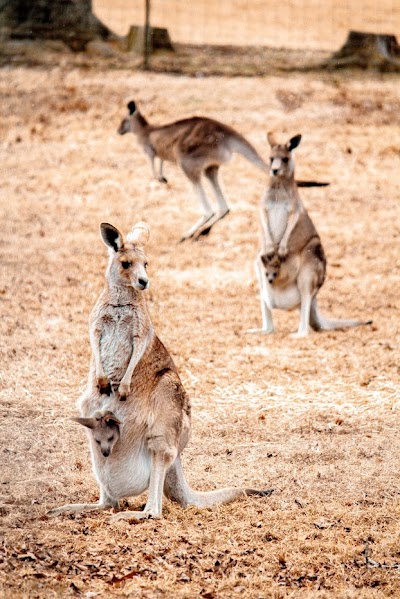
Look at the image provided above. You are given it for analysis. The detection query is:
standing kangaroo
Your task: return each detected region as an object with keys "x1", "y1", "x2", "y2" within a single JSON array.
[
  {"x1": 249, "y1": 132, "x2": 372, "y2": 337},
  {"x1": 118, "y1": 101, "x2": 328, "y2": 241},
  {"x1": 49, "y1": 221, "x2": 271, "y2": 521}
]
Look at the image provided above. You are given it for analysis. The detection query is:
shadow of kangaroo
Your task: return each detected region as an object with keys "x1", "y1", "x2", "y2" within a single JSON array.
[
  {"x1": 249, "y1": 132, "x2": 372, "y2": 337},
  {"x1": 49, "y1": 221, "x2": 272, "y2": 522},
  {"x1": 118, "y1": 101, "x2": 329, "y2": 242}
]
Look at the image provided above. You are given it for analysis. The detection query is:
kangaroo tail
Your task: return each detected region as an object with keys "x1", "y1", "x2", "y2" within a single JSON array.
[
  {"x1": 296, "y1": 180, "x2": 330, "y2": 187},
  {"x1": 228, "y1": 134, "x2": 269, "y2": 173},
  {"x1": 310, "y1": 298, "x2": 372, "y2": 332},
  {"x1": 164, "y1": 457, "x2": 273, "y2": 508}
]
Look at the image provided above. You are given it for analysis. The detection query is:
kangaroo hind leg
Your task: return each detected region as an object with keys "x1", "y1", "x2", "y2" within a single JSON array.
[
  {"x1": 179, "y1": 158, "x2": 215, "y2": 242},
  {"x1": 110, "y1": 443, "x2": 177, "y2": 523},
  {"x1": 291, "y1": 265, "x2": 318, "y2": 338},
  {"x1": 247, "y1": 256, "x2": 275, "y2": 334},
  {"x1": 48, "y1": 487, "x2": 118, "y2": 516},
  {"x1": 193, "y1": 166, "x2": 230, "y2": 239}
]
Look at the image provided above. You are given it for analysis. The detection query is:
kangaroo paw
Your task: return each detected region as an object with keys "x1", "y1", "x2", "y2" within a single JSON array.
[{"x1": 97, "y1": 378, "x2": 111, "y2": 395}]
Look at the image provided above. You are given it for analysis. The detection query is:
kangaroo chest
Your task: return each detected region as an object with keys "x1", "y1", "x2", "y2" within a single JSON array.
[
  {"x1": 99, "y1": 308, "x2": 135, "y2": 384},
  {"x1": 264, "y1": 187, "x2": 296, "y2": 244},
  {"x1": 267, "y1": 200, "x2": 291, "y2": 244}
]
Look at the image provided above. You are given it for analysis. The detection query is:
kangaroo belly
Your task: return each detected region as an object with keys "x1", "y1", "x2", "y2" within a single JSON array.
[
  {"x1": 94, "y1": 444, "x2": 151, "y2": 500},
  {"x1": 100, "y1": 315, "x2": 134, "y2": 384},
  {"x1": 263, "y1": 283, "x2": 300, "y2": 311},
  {"x1": 262, "y1": 253, "x2": 301, "y2": 311}
]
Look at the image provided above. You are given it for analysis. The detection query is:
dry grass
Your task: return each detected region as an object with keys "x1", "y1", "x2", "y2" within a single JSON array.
[
  {"x1": 0, "y1": 63, "x2": 400, "y2": 597},
  {"x1": 94, "y1": 0, "x2": 400, "y2": 50}
]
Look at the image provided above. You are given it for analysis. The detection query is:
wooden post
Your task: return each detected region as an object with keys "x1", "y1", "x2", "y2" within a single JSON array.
[{"x1": 143, "y1": 0, "x2": 151, "y2": 69}]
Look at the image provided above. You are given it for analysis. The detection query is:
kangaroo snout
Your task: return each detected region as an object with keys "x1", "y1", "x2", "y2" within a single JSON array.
[
  {"x1": 117, "y1": 118, "x2": 131, "y2": 135},
  {"x1": 137, "y1": 277, "x2": 149, "y2": 290}
]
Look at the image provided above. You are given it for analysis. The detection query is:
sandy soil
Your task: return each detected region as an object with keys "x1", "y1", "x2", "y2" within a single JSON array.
[{"x1": 0, "y1": 65, "x2": 400, "y2": 597}]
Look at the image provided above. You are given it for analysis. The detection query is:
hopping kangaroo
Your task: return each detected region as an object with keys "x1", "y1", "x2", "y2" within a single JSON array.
[
  {"x1": 118, "y1": 101, "x2": 328, "y2": 241},
  {"x1": 50, "y1": 221, "x2": 271, "y2": 521},
  {"x1": 249, "y1": 132, "x2": 372, "y2": 337}
]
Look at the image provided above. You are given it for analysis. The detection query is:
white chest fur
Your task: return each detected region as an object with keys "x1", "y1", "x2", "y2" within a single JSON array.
[
  {"x1": 267, "y1": 200, "x2": 290, "y2": 244},
  {"x1": 264, "y1": 183, "x2": 297, "y2": 245}
]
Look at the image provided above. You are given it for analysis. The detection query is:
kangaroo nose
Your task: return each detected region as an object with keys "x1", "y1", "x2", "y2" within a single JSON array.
[
  {"x1": 272, "y1": 169, "x2": 279, "y2": 176},
  {"x1": 102, "y1": 449, "x2": 110, "y2": 457},
  {"x1": 138, "y1": 277, "x2": 149, "y2": 290}
]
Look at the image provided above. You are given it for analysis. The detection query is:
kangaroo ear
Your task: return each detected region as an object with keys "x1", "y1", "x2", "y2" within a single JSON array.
[
  {"x1": 287, "y1": 134, "x2": 302, "y2": 151},
  {"x1": 126, "y1": 222, "x2": 150, "y2": 247},
  {"x1": 72, "y1": 417, "x2": 96, "y2": 429},
  {"x1": 100, "y1": 223, "x2": 124, "y2": 252},
  {"x1": 261, "y1": 253, "x2": 272, "y2": 266},
  {"x1": 127, "y1": 100, "x2": 136, "y2": 115},
  {"x1": 103, "y1": 412, "x2": 122, "y2": 426},
  {"x1": 267, "y1": 131, "x2": 278, "y2": 147}
]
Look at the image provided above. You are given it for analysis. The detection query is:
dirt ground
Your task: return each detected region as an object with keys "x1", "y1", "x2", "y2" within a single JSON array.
[{"x1": 0, "y1": 62, "x2": 400, "y2": 597}]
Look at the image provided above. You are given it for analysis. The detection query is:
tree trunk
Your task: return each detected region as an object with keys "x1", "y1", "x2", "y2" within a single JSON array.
[
  {"x1": 0, "y1": 0, "x2": 117, "y2": 51},
  {"x1": 324, "y1": 30, "x2": 400, "y2": 71}
]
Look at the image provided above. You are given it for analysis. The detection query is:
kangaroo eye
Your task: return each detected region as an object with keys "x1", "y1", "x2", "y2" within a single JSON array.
[
  {"x1": 144, "y1": 262, "x2": 148, "y2": 270},
  {"x1": 95, "y1": 439, "x2": 100, "y2": 445},
  {"x1": 282, "y1": 157, "x2": 289, "y2": 163},
  {"x1": 270, "y1": 157, "x2": 274, "y2": 163},
  {"x1": 121, "y1": 261, "x2": 131, "y2": 269},
  {"x1": 108, "y1": 436, "x2": 114, "y2": 442}
]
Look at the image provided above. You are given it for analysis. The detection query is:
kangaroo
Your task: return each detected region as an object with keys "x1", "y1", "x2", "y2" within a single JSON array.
[
  {"x1": 74, "y1": 410, "x2": 122, "y2": 458},
  {"x1": 248, "y1": 132, "x2": 372, "y2": 337},
  {"x1": 118, "y1": 101, "x2": 329, "y2": 241},
  {"x1": 49, "y1": 221, "x2": 271, "y2": 521},
  {"x1": 261, "y1": 252, "x2": 284, "y2": 285}
]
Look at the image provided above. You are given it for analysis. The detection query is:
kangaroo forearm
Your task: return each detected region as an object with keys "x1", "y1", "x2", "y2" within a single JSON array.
[
  {"x1": 260, "y1": 213, "x2": 275, "y2": 252},
  {"x1": 280, "y1": 210, "x2": 300, "y2": 249},
  {"x1": 89, "y1": 329, "x2": 105, "y2": 377},
  {"x1": 121, "y1": 344, "x2": 145, "y2": 384},
  {"x1": 121, "y1": 328, "x2": 153, "y2": 385}
]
